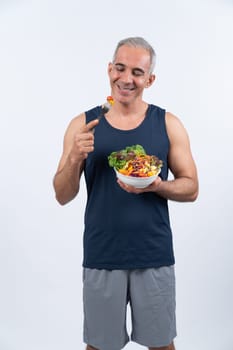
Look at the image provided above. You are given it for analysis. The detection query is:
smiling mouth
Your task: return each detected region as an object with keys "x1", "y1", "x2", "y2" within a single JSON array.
[{"x1": 117, "y1": 84, "x2": 135, "y2": 92}]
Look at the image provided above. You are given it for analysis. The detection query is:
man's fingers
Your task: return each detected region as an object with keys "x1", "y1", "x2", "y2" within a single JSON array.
[
  {"x1": 81, "y1": 119, "x2": 99, "y2": 132},
  {"x1": 74, "y1": 133, "x2": 94, "y2": 143},
  {"x1": 71, "y1": 119, "x2": 99, "y2": 161}
]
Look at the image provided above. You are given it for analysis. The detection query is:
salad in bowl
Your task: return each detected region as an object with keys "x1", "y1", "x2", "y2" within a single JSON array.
[{"x1": 108, "y1": 145, "x2": 163, "y2": 188}]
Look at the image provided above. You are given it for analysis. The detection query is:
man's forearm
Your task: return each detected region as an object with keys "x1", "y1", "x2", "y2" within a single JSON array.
[
  {"x1": 154, "y1": 177, "x2": 198, "y2": 202},
  {"x1": 53, "y1": 156, "x2": 84, "y2": 205}
]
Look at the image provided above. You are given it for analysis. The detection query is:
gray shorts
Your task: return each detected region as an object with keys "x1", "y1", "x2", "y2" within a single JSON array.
[{"x1": 83, "y1": 266, "x2": 176, "y2": 350}]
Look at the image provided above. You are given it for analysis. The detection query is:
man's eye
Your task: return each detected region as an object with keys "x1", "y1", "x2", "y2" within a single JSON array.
[
  {"x1": 115, "y1": 65, "x2": 124, "y2": 72},
  {"x1": 133, "y1": 70, "x2": 144, "y2": 76}
]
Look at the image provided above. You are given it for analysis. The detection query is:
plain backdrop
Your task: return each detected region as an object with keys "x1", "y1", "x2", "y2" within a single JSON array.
[{"x1": 0, "y1": 0, "x2": 233, "y2": 349}]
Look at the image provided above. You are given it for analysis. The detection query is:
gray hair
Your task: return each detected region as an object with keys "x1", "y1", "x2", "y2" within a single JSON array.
[{"x1": 112, "y1": 37, "x2": 156, "y2": 73}]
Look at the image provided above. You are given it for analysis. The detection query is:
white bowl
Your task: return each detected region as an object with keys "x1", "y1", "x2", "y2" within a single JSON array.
[{"x1": 114, "y1": 168, "x2": 161, "y2": 188}]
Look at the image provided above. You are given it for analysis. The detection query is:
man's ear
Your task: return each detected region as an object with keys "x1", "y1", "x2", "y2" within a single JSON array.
[
  {"x1": 108, "y1": 62, "x2": 113, "y2": 75},
  {"x1": 146, "y1": 74, "x2": 156, "y2": 88}
]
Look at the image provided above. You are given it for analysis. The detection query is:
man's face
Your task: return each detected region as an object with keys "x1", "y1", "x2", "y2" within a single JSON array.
[{"x1": 108, "y1": 45, "x2": 155, "y2": 104}]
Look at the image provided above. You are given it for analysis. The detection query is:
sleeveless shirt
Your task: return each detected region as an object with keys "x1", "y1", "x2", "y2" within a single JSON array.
[{"x1": 83, "y1": 104, "x2": 175, "y2": 269}]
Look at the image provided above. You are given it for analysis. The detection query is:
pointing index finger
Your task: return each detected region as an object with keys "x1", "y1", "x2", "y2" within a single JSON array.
[{"x1": 82, "y1": 119, "x2": 99, "y2": 132}]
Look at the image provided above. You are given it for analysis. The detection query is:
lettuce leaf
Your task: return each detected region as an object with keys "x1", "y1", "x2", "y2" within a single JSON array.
[{"x1": 108, "y1": 144, "x2": 146, "y2": 170}]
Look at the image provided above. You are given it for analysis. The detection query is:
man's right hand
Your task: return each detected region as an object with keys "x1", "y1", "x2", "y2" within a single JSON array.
[{"x1": 69, "y1": 119, "x2": 99, "y2": 163}]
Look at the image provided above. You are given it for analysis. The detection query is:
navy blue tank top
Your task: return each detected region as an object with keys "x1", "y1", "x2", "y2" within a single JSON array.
[{"x1": 83, "y1": 104, "x2": 175, "y2": 269}]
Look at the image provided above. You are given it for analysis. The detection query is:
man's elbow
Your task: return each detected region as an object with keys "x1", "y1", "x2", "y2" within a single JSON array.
[
  {"x1": 54, "y1": 189, "x2": 78, "y2": 205},
  {"x1": 55, "y1": 191, "x2": 79, "y2": 205},
  {"x1": 53, "y1": 178, "x2": 79, "y2": 205},
  {"x1": 55, "y1": 194, "x2": 70, "y2": 206},
  {"x1": 189, "y1": 186, "x2": 199, "y2": 202}
]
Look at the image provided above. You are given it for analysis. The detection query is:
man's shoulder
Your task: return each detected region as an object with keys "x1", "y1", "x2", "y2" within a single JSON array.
[
  {"x1": 85, "y1": 105, "x2": 101, "y2": 115},
  {"x1": 68, "y1": 105, "x2": 100, "y2": 129},
  {"x1": 149, "y1": 103, "x2": 165, "y2": 110},
  {"x1": 148, "y1": 103, "x2": 166, "y2": 116}
]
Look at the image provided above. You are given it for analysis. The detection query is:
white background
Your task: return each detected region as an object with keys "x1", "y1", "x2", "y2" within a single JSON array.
[{"x1": 0, "y1": 0, "x2": 233, "y2": 349}]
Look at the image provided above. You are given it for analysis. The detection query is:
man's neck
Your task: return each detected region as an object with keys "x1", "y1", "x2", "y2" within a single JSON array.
[
  {"x1": 112, "y1": 100, "x2": 148, "y2": 117},
  {"x1": 105, "y1": 101, "x2": 149, "y2": 130}
]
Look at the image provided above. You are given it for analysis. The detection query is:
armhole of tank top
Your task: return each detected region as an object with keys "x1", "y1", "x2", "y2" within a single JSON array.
[
  {"x1": 151, "y1": 105, "x2": 170, "y2": 147},
  {"x1": 161, "y1": 108, "x2": 170, "y2": 148}
]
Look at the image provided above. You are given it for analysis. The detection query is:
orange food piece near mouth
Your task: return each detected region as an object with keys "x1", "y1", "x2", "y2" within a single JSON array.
[{"x1": 107, "y1": 96, "x2": 114, "y2": 105}]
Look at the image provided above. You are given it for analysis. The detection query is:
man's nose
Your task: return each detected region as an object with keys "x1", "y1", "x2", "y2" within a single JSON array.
[{"x1": 121, "y1": 70, "x2": 133, "y2": 83}]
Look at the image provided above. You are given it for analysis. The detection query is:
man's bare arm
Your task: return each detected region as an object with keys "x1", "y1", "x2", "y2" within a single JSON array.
[
  {"x1": 154, "y1": 112, "x2": 198, "y2": 201},
  {"x1": 53, "y1": 114, "x2": 99, "y2": 205}
]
